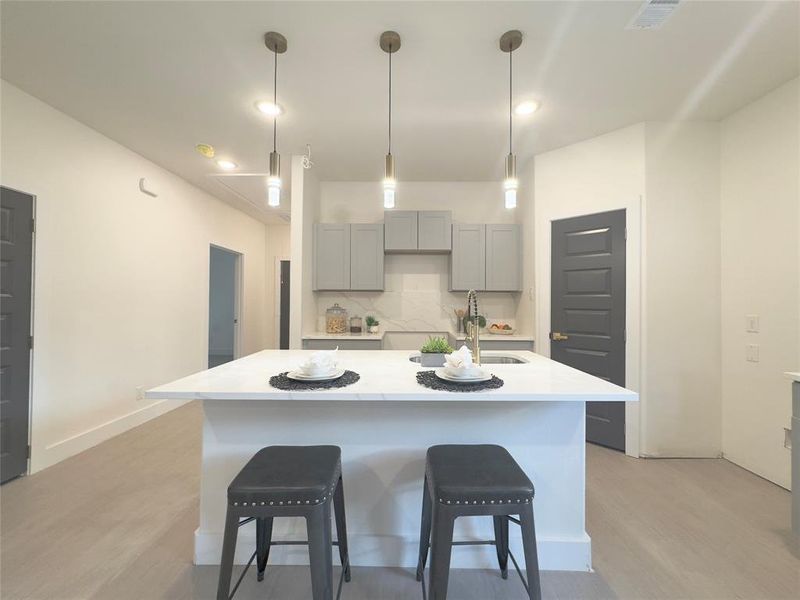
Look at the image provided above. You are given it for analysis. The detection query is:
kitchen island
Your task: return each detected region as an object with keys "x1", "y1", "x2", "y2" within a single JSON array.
[{"x1": 146, "y1": 350, "x2": 637, "y2": 572}]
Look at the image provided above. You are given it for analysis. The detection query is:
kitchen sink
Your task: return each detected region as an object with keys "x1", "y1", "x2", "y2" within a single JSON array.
[{"x1": 409, "y1": 354, "x2": 528, "y2": 364}]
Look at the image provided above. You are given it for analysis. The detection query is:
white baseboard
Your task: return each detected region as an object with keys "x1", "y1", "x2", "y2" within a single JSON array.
[
  {"x1": 31, "y1": 399, "x2": 190, "y2": 473},
  {"x1": 194, "y1": 528, "x2": 591, "y2": 572}
]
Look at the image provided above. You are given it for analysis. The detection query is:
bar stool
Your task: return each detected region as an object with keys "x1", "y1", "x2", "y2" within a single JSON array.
[
  {"x1": 216, "y1": 445, "x2": 351, "y2": 600},
  {"x1": 415, "y1": 444, "x2": 541, "y2": 600}
]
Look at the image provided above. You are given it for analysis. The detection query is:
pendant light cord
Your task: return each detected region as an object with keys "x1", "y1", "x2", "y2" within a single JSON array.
[
  {"x1": 388, "y1": 45, "x2": 392, "y2": 155},
  {"x1": 273, "y1": 48, "x2": 278, "y2": 153},
  {"x1": 509, "y1": 46, "x2": 513, "y2": 155}
]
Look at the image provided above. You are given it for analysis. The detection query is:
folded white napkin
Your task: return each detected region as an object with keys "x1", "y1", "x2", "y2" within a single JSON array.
[
  {"x1": 443, "y1": 345, "x2": 481, "y2": 377},
  {"x1": 299, "y1": 348, "x2": 338, "y2": 376}
]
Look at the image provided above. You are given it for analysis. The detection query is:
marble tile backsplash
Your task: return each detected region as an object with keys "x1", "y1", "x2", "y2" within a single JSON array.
[{"x1": 315, "y1": 255, "x2": 520, "y2": 333}]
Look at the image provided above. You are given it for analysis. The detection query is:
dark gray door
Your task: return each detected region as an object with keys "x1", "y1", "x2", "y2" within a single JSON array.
[
  {"x1": 279, "y1": 260, "x2": 290, "y2": 350},
  {"x1": 551, "y1": 210, "x2": 626, "y2": 451},
  {"x1": 1, "y1": 187, "x2": 33, "y2": 483}
]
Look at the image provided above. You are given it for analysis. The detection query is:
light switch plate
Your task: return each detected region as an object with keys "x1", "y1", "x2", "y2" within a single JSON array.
[
  {"x1": 746, "y1": 344, "x2": 760, "y2": 362},
  {"x1": 746, "y1": 314, "x2": 759, "y2": 333}
]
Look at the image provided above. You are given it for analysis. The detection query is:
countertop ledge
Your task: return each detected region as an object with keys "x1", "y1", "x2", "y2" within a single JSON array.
[
  {"x1": 786, "y1": 372, "x2": 800, "y2": 383},
  {"x1": 303, "y1": 332, "x2": 385, "y2": 340},
  {"x1": 147, "y1": 350, "x2": 638, "y2": 403}
]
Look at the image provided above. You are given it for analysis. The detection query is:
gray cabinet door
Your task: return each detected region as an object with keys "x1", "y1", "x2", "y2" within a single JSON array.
[
  {"x1": 450, "y1": 224, "x2": 486, "y2": 291},
  {"x1": 350, "y1": 224, "x2": 384, "y2": 290},
  {"x1": 384, "y1": 210, "x2": 418, "y2": 252},
  {"x1": 485, "y1": 224, "x2": 522, "y2": 291},
  {"x1": 418, "y1": 211, "x2": 452, "y2": 252},
  {"x1": 313, "y1": 224, "x2": 351, "y2": 290}
]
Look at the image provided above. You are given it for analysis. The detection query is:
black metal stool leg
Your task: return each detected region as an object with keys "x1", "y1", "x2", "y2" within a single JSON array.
[
  {"x1": 307, "y1": 502, "x2": 334, "y2": 600},
  {"x1": 256, "y1": 517, "x2": 273, "y2": 582},
  {"x1": 416, "y1": 476, "x2": 433, "y2": 582},
  {"x1": 216, "y1": 507, "x2": 240, "y2": 600},
  {"x1": 519, "y1": 504, "x2": 542, "y2": 600},
  {"x1": 493, "y1": 515, "x2": 510, "y2": 579},
  {"x1": 332, "y1": 476, "x2": 351, "y2": 582},
  {"x1": 428, "y1": 504, "x2": 455, "y2": 600}
]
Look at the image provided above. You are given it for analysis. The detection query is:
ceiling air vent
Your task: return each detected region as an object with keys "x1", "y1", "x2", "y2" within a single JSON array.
[{"x1": 626, "y1": 0, "x2": 680, "y2": 30}]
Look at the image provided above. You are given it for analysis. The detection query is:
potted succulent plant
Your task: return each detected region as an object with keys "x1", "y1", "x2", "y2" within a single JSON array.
[
  {"x1": 365, "y1": 315, "x2": 380, "y2": 334},
  {"x1": 419, "y1": 336, "x2": 455, "y2": 367}
]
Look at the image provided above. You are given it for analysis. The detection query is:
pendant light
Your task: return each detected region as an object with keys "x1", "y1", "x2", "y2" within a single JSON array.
[
  {"x1": 380, "y1": 31, "x2": 401, "y2": 209},
  {"x1": 264, "y1": 32, "x2": 287, "y2": 208},
  {"x1": 500, "y1": 30, "x2": 522, "y2": 209}
]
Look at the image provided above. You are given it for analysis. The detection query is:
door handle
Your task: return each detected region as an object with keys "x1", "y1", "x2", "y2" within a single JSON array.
[{"x1": 550, "y1": 332, "x2": 569, "y2": 341}]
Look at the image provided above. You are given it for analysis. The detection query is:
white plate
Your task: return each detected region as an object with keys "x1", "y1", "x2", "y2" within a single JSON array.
[
  {"x1": 435, "y1": 368, "x2": 492, "y2": 383},
  {"x1": 286, "y1": 368, "x2": 345, "y2": 382}
]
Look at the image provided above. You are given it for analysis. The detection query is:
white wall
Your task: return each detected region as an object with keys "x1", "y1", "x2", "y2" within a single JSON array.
[
  {"x1": 643, "y1": 122, "x2": 722, "y2": 457},
  {"x1": 533, "y1": 124, "x2": 645, "y2": 457},
  {"x1": 0, "y1": 81, "x2": 270, "y2": 473},
  {"x1": 720, "y1": 78, "x2": 799, "y2": 488},
  {"x1": 315, "y1": 181, "x2": 525, "y2": 338},
  {"x1": 289, "y1": 156, "x2": 320, "y2": 347}
]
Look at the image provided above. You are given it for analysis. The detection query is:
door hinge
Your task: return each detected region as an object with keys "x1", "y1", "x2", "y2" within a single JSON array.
[
  {"x1": 624, "y1": 227, "x2": 627, "y2": 241},
  {"x1": 29, "y1": 335, "x2": 34, "y2": 350},
  {"x1": 27, "y1": 444, "x2": 31, "y2": 459},
  {"x1": 623, "y1": 329, "x2": 626, "y2": 342}
]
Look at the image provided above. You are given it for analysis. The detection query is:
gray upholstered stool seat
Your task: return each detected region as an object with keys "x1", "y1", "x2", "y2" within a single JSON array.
[
  {"x1": 417, "y1": 444, "x2": 541, "y2": 600},
  {"x1": 217, "y1": 445, "x2": 350, "y2": 600},
  {"x1": 425, "y1": 444, "x2": 534, "y2": 506},
  {"x1": 228, "y1": 445, "x2": 341, "y2": 508}
]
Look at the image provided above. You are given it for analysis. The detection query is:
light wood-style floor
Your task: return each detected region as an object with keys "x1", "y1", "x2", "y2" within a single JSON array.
[{"x1": 1, "y1": 402, "x2": 797, "y2": 600}]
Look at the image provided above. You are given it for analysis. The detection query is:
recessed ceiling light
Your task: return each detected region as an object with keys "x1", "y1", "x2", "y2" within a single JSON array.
[
  {"x1": 216, "y1": 160, "x2": 237, "y2": 170},
  {"x1": 514, "y1": 101, "x2": 539, "y2": 116},
  {"x1": 255, "y1": 101, "x2": 284, "y2": 116}
]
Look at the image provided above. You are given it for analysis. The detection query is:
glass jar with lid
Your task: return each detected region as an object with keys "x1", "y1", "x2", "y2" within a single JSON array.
[
  {"x1": 349, "y1": 315, "x2": 363, "y2": 335},
  {"x1": 325, "y1": 303, "x2": 348, "y2": 334}
]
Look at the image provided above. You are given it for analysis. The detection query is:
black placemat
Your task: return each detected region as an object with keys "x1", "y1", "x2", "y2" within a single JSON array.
[
  {"x1": 269, "y1": 370, "x2": 360, "y2": 391},
  {"x1": 416, "y1": 370, "x2": 504, "y2": 392}
]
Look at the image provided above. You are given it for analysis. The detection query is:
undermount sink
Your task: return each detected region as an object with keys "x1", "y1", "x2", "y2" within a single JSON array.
[{"x1": 409, "y1": 354, "x2": 528, "y2": 365}]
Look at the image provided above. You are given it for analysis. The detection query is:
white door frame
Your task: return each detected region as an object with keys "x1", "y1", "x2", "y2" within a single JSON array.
[
  {"x1": 535, "y1": 197, "x2": 643, "y2": 458},
  {"x1": 209, "y1": 244, "x2": 243, "y2": 360},
  {"x1": 274, "y1": 256, "x2": 290, "y2": 348}
]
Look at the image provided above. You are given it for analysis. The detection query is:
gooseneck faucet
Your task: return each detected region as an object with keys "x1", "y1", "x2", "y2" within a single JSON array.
[{"x1": 465, "y1": 289, "x2": 481, "y2": 365}]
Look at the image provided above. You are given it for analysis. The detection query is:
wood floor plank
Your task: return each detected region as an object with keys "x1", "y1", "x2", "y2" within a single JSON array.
[{"x1": 1, "y1": 401, "x2": 798, "y2": 599}]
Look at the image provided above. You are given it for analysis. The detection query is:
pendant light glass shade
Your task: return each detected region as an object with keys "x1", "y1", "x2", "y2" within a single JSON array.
[
  {"x1": 383, "y1": 153, "x2": 396, "y2": 208},
  {"x1": 503, "y1": 153, "x2": 517, "y2": 209},
  {"x1": 267, "y1": 150, "x2": 281, "y2": 207}
]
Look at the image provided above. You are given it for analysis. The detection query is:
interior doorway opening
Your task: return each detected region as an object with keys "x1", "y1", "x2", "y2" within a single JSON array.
[
  {"x1": 208, "y1": 245, "x2": 241, "y2": 368},
  {"x1": 276, "y1": 259, "x2": 290, "y2": 349}
]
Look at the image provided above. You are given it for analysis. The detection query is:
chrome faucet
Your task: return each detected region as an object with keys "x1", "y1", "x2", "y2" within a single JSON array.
[{"x1": 464, "y1": 289, "x2": 481, "y2": 365}]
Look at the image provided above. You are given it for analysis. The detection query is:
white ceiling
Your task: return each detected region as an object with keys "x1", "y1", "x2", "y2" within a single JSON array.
[{"x1": 2, "y1": 1, "x2": 798, "y2": 223}]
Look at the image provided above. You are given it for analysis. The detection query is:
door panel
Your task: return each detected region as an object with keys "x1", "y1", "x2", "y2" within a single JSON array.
[
  {"x1": 551, "y1": 210, "x2": 625, "y2": 451},
  {"x1": 279, "y1": 261, "x2": 290, "y2": 350},
  {"x1": 0, "y1": 187, "x2": 33, "y2": 483}
]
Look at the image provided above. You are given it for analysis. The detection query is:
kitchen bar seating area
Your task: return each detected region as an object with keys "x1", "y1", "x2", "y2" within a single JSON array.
[{"x1": 1, "y1": 2, "x2": 798, "y2": 600}]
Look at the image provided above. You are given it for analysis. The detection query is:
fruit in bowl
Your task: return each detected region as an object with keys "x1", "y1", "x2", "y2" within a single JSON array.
[{"x1": 488, "y1": 322, "x2": 514, "y2": 335}]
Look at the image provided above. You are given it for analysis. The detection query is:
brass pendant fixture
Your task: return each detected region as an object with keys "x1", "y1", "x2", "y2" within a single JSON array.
[
  {"x1": 380, "y1": 31, "x2": 401, "y2": 209},
  {"x1": 500, "y1": 30, "x2": 522, "y2": 209},
  {"x1": 264, "y1": 31, "x2": 287, "y2": 208}
]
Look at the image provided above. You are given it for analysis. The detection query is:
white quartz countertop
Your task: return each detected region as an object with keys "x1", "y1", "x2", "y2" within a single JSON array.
[
  {"x1": 146, "y1": 350, "x2": 638, "y2": 403},
  {"x1": 786, "y1": 372, "x2": 800, "y2": 383},
  {"x1": 302, "y1": 332, "x2": 385, "y2": 341}
]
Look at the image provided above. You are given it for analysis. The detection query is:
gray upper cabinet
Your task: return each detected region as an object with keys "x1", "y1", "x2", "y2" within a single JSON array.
[
  {"x1": 313, "y1": 224, "x2": 351, "y2": 291},
  {"x1": 418, "y1": 211, "x2": 452, "y2": 252},
  {"x1": 485, "y1": 224, "x2": 522, "y2": 291},
  {"x1": 350, "y1": 224, "x2": 384, "y2": 290},
  {"x1": 450, "y1": 223, "x2": 486, "y2": 291},
  {"x1": 384, "y1": 211, "x2": 418, "y2": 252}
]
